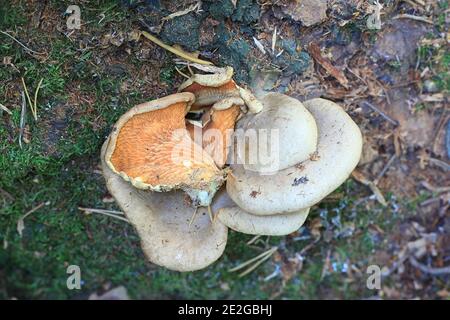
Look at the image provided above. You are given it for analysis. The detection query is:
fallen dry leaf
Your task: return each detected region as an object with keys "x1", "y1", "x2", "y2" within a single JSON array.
[{"x1": 308, "y1": 42, "x2": 349, "y2": 88}]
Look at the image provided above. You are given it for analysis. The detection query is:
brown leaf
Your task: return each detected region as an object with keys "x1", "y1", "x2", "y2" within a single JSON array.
[{"x1": 308, "y1": 43, "x2": 349, "y2": 88}]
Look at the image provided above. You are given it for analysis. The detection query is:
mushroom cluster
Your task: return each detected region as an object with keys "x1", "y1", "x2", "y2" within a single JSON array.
[{"x1": 101, "y1": 65, "x2": 362, "y2": 271}]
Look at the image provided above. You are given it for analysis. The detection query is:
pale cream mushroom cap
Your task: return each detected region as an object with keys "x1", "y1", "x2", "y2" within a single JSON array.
[
  {"x1": 101, "y1": 140, "x2": 228, "y2": 272},
  {"x1": 227, "y1": 97, "x2": 363, "y2": 215},
  {"x1": 233, "y1": 93, "x2": 318, "y2": 173},
  {"x1": 211, "y1": 188, "x2": 310, "y2": 236}
]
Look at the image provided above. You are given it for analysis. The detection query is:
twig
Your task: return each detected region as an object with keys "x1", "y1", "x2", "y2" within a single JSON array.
[
  {"x1": 361, "y1": 101, "x2": 399, "y2": 126},
  {"x1": 409, "y1": 256, "x2": 450, "y2": 275},
  {"x1": 393, "y1": 14, "x2": 433, "y2": 24},
  {"x1": 428, "y1": 158, "x2": 450, "y2": 172},
  {"x1": 0, "y1": 103, "x2": 12, "y2": 115},
  {"x1": 420, "y1": 181, "x2": 450, "y2": 194},
  {"x1": 140, "y1": 31, "x2": 213, "y2": 65},
  {"x1": 374, "y1": 154, "x2": 397, "y2": 185},
  {"x1": 0, "y1": 30, "x2": 46, "y2": 56}
]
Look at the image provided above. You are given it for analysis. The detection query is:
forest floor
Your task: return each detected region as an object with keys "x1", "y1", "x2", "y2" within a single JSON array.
[{"x1": 0, "y1": 0, "x2": 449, "y2": 299}]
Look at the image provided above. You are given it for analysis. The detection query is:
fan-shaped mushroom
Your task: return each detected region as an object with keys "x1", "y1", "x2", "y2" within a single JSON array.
[
  {"x1": 227, "y1": 95, "x2": 363, "y2": 215},
  {"x1": 104, "y1": 92, "x2": 225, "y2": 206},
  {"x1": 101, "y1": 140, "x2": 228, "y2": 271}
]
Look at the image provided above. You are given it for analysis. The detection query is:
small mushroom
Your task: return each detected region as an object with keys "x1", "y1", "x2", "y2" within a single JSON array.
[
  {"x1": 104, "y1": 92, "x2": 225, "y2": 206},
  {"x1": 179, "y1": 65, "x2": 261, "y2": 168},
  {"x1": 101, "y1": 140, "x2": 228, "y2": 272},
  {"x1": 227, "y1": 96, "x2": 363, "y2": 215},
  {"x1": 212, "y1": 188, "x2": 310, "y2": 236},
  {"x1": 233, "y1": 93, "x2": 318, "y2": 173}
]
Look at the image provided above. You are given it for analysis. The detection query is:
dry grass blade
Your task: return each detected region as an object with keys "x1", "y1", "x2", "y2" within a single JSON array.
[
  {"x1": 21, "y1": 78, "x2": 34, "y2": 118},
  {"x1": 0, "y1": 103, "x2": 12, "y2": 115},
  {"x1": 271, "y1": 26, "x2": 277, "y2": 54},
  {"x1": 78, "y1": 207, "x2": 129, "y2": 223},
  {"x1": 246, "y1": 235, "x2": 261, "y2": 245},
  {"x1": 141, "y1": 31, "x2": 213, "y2": 65},
  {"x1": 188, "y1": 207, "x2": 199, "y2": 228},
  {"x1": 17, "y1": 202, "x2": 47, "y2": 237},
  {"x1": 238, "y1": 247, "x2": 278, "y2": 278},
  {"x1": 33, "y1": 78, "x2": 43, "y2": 120},
  {"x1": 161, "y1": 2, "x2": 200, "y2": 22},
  {"x1": 229, "y1": 246, "x2": 278, "y2": 274},
  {"x1": 19, "y1": 91, "x2": 26, "y2": 149},
  {"x1": 253, "y1": 37, "x2": 266, "y2": 55},
  {"x1": 0, "y1": 30, "x2": 46, "y2": 56}
]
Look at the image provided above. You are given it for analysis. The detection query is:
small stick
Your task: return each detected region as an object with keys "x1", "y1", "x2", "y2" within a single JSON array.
[
  {"x1": 362, "y1": 101, "x2": 399, "y2": 126},
  {"x1": 409, "y1": 256, "x2": 450, "y2": 275},
  {"x1": 140, "y1": 31, "x2": 213, "y2": 65},
  {"x1": 374, "y1": 154, "x2": 396, "y2": 185},
  {"x1": 393, "y1": 14, "x2": 433, "y2": 24}
]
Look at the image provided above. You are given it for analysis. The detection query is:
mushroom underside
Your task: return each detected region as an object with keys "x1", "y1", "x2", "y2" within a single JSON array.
[
  {"x1": 105, "y1": 93, "x2": 225, "y2": 206},
  {"x1": 101, "y1": 140, "x2": 228, "y2": 272}
]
